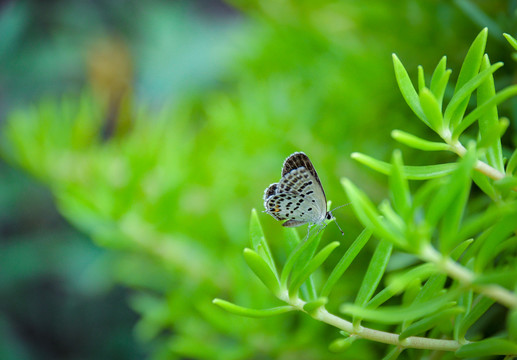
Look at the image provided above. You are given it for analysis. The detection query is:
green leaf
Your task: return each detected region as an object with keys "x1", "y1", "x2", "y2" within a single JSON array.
[
  {"x1": 455, "y1": 338, "x2": 517, "y2": 357},
  {"x1": 389, "y1": 150, "x2": 411, "y2": 219},
  {"x1": 288, "y1": 241, "x2": 340, "y2": 298},
  {"x1": 476, "y1": 55, "x2": 504, "y2": 172},
  {"x1": 420, "y1": 88, "x2": 445, "y2": 134},
  {"x1": 354, "y1": 240, "x2": 393, "y2": 309},
  {"x1": 342, "y1": 289, "x2": 459, "y2": 324},
  {"x1": 471, "y1": 170, "x2": 497, "y2": 200},
  {"x1": 381, "y1": 347, "x2": 404, "y2": 360},
  {"x1": 417, "y1": 65, "x2": 425, "y2": 92},
  {"x1": 379, "y1": 200, "x2": 405, "y2": 234},
  {"x1": 455, "y1": 205, "x2": 511, "y2": 248},
  {"x1": 399, "y1": 307, "x2": 464, "y2": 340},
  {"x1": 449, "y1": 238, "x2": 473, "y2": 259},
  {"x1": 212, "y1": 299, "x2": 294, "y2": 318},
  {"x1": 342, "y1": 178, "x2": 406, "y2": 247},
  {"x1": 475, "y1": 213, "x2": 517, "y2": 272},
  {"x1": 453, "y1": 78, "x2": 517, "y2": 138},
  {"x1": 368, "y1": 263, "x2": 436, "y2": 309},
  {"x1": 456, "y1": 295, "x2": 495, "y2": 340},
  {"x1": 413, "y1": 273, "x2": 448, "y2": 304},
  {"x1": 454, "y1": 290, "x2": 474, "y2": 341},
  {"x1": 243, "y1": 248, "x2": 281, "y2": 296},
  {"x1": 321, "y1": 227, "x2": 373, "y2": 297},
  {"x1": 328, "y1": 335, "x2": 356, "y2": 353},
  {"x1": 280, "y1": 228, "x2": 324, "y2": 288},
  {"x1": 509, "y1": 308, "x2": 517, "y2": 341},
  {"x1": 392, "y1": 54, "x2": 426, "y2": 123},
  {"x1": 473, "y1": 268, "x2": 517, "y2": 288},
  {"x1": 391, "y1": 130, "x2": 451, "y2": 152},
  {"x1": 448, "y1": 28, "x2": 488, "y2": 129},
  {"x1": 352, "y1": 152, "x2": 457, "y2": 179},
  {"x1": 303, "y1": 297, "x2": 328, "y2": 315},
  {"x1": 250, "y1": 209, "x2": 277, "y2": 274},
  {"x1": 425, "y1": 144, "x2": 476, "y2": 252},
  {"x1": 438, "y1": 164, "x2": 473, "y2": 253},
  {"x1": 504, "y1": 33, "x2": 517, "y2": 51},
  {"x1": 283, "y1": 227, "x2": 301, "y2": 250},
  {"x1": 430, "y1": 56, "x2": 450, "y2": 106},
  {"x1": 446, "y1": 62, "x2": 504, "y2": 132},
  {"x1": 507, "y1": 148, "x2": 517, "y2": 175}
]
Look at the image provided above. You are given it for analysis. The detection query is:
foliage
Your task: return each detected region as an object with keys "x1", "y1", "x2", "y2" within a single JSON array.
[
  {"x1": 2, "y1": 1, "x2": 517, "y2": 359},
  {"x1": 215, "y1": 29, "x2": 517, "y2": 358}
]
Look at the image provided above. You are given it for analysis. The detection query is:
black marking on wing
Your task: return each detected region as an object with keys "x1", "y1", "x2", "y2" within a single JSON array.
[
  {"x1": 263, "y1": 183, "x2": 278, "y2": 202},
  {"x1": 281, "y1": 152, "x2": 326, "y2": 200}
]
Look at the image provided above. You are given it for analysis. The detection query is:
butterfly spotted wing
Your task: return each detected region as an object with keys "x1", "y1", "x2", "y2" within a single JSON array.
[{"x1": 264, "y1": 152, "x2": 329, "y2": 227}]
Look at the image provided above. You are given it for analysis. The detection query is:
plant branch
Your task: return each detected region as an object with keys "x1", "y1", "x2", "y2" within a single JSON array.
[
  {"x1": 277, "y1": 291, "x2": 463, "y2": 352},
  {"x1": 421, "y1": 246, "x2": 517, "y2": 309},
  {"x1": 448, "y1": 141, "x2": 506, "y2": 180}
]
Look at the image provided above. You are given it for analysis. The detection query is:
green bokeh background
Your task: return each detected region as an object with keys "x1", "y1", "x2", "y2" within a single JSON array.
[{"x1": 1, "y1": 0, "x2": 516, "y2": 359}]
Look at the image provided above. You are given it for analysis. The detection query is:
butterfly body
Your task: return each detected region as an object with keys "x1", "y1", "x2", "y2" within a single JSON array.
[{"x1": 263, "y1": 152, "x2": 332, "y2": 228}]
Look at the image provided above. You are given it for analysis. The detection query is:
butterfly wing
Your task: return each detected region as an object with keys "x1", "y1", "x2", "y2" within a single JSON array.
[
  {"x1": 282, "y1": 152, "x2": 327, "y2": 202},
  {"x1": 264, "y1": 167, "x2": 327, "y2": 226}
]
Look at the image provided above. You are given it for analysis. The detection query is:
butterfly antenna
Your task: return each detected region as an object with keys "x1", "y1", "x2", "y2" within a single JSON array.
[
  {"x1": 329, "y1": 203, "x2": 351, "y2": 212},
  {"x1": 328, "y1": 203, "x2": 350, "y2": 236},
  {"x1": 333, "y1": 219, "x2": 344, "y2": 236}
]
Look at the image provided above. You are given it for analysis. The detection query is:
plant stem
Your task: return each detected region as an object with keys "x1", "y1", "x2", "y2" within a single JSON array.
[
  {"x1": 449, "y1": 141, "x2": 506, "y2": 180},
  {"x1": 421, "y1": 246, "x2": 517, "y2": 308},
  {"x1": 277, "y1": 291, "x2": 462, "y2": 352}
]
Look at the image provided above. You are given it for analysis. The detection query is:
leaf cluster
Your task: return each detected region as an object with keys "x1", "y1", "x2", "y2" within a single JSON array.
[{"x1": 216, "y1": 29, "x2": 517, "y2": 359}]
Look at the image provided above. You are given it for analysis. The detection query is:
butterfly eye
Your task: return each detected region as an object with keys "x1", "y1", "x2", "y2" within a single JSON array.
[{"x1": 326, "y1": 213, "x2": 333, "y2": 220}]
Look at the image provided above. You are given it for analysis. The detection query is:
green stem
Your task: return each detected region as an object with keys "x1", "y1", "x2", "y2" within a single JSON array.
[
  {"x1": 448, "y1": 141, "x2": 506, "y2": 180},
  {"x1": 277, "y1": 291, "x2": 462, "y2": 352},
  {"x1": 421, "y1": 246, "x2": 517, "y2": 309}
]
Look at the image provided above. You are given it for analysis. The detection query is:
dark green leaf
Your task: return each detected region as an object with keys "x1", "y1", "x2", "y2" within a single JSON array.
[
  {"x1": 321, "y1": 227, "x2": 373, "y2": 297},
  {"x1": 456, "y1": 338, "x2": 517, "y2": 357},
  {"x1": 507, "y1": 148, "x2": 517, "y2": 175},
  {"x1": 457, "y1": 295, "x2": 495, "y2": 340}
]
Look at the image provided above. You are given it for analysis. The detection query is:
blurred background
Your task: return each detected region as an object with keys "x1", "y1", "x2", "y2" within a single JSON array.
[{"x1": 1, "y1": 0, "x2": 516, "y2": 359}]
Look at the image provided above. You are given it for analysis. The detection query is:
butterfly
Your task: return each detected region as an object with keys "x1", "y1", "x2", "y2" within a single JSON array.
[{"x1": 263, "y1": 152, "x2": 343, "y2": 234}]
